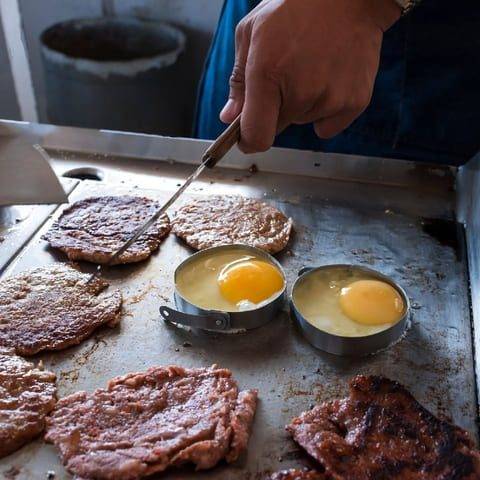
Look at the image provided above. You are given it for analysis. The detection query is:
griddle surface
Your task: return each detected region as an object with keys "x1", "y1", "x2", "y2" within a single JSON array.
[{"x1": 0, "y1": 178, "x2": 475, "y2": 480}]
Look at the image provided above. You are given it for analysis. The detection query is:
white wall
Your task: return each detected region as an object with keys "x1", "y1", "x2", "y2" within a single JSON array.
[
  {"x1": 0, "y1": 11, "x2": 21, "y2": 120},
  {"x1": 18, "y1": 0, "x2": 223, "y2": 131}
]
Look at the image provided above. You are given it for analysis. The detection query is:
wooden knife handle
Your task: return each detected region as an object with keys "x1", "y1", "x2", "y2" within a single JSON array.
[{"x1": 203, "y1": 115, "x2": 241, "y2": 168}]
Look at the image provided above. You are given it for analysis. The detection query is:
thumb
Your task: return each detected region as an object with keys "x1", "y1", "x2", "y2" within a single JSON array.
[{"x1": 220, "y1": 20, "x2": 251, "y2": 123}]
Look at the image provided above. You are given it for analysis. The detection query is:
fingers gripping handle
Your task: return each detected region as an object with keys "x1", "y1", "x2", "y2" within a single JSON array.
[{"x1": 203, "y1": 115, "x2": 241, "y2": 168}]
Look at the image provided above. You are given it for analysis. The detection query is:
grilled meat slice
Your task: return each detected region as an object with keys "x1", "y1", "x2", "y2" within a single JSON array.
[
  {"x1": 172, "y1": 195, "x2": 293, "y2": 254},
  {"x1": 0, "y1": 348, "x2": 56, "y2": 458},
  {"x1": 0, "y1": 264, "x2": 122, "y2": 355},
  {"x1": 45, "y1": 365, "x2": 257, "y2": 480},
  {"x1": 43, "y1": 195, "x2": 171, "y2": 264},
  {"x1": 287, "y1": 375, "x2": 480, "y2": 480}
]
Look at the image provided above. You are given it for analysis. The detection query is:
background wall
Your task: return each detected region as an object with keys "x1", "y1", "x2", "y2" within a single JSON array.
[
  {"x1": 0, "y1": 12, "x2": 21, "y2": 120},
  {"x1": 113, "y1": 0, "x2": 223, "y2": 134},
  {"x1": 19, "y1": 0, "x2": 102, "y2": 123},
  {"x1": 17, "y1": 0, "x2": 223, "y2": 134}
]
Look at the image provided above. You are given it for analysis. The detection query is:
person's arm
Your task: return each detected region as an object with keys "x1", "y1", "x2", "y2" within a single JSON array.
[{"x1": 220, "y1": 0, "x2": 402, "y2": 153}]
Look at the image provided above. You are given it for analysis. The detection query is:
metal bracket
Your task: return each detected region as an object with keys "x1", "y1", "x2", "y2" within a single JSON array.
[{"x1": 159, "y1": 306, "x2": 231, "y2": 331}]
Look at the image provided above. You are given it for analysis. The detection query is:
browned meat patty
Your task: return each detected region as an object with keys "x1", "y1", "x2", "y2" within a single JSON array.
[
  {"x1": 172, "y1": 195, "x2": 293, "y2": 254},
  {"x1": 45, "y1": 365, "x2": 257, "y2": 480},
  {"x1": 267, "y1": 469, "x2": 325, "y2": 480},
  {"x1": 0, "y1": 264, "x2": 122, "y2": 356},
  {"x1": 0, "y1": 348, "x2": 56, "y2": 458},
  {"x1": 287, "y1": 375, "x2": 480, "y2": 480},
  {"x1": 43, "y1": 195, "x2": 171, "y2": 264}
]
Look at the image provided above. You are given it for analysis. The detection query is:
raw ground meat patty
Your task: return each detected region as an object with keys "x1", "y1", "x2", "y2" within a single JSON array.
[
  {"x1": 267, "y1": 469, "x2": 325, "y2": 480},
  {"x1": 0, "y1": 348, "x2": 56, "y2": 458},
  {"x1": 287, "y1": 375, "x2": 480, "y2": 480},
  {"x1": 172, "y1": 195, "x2": 293, "y2": 254},
  {"x1": 45, "y1": 365, "x2": 258, "y2": 480},
  {"x1": 43, "y1": 195, "x2": 171, "y2": 264},
  {"x1": 0, "y1": 264, "x2": 122, "y2": 356}
]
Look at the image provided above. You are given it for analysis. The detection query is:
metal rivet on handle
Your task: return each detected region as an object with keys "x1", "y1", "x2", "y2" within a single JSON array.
[{"x1": 159, "y1": 306, "x2": 171, "y2": 320}]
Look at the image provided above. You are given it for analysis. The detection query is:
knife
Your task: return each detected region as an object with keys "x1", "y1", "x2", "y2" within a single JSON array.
[{"x1": 89, "y1": 115, "x2": 241, "y2": 280}]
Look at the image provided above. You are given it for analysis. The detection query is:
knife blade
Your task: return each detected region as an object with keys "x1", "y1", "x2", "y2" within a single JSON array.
[
  {"x1": 0, "y1": 142, "x2": 68, "y2": 206},
  {"x1": 89, "y1": 115, "x2": 241, "y2": 280}
]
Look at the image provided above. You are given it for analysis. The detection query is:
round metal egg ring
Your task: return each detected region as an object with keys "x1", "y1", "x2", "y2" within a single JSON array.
[
  {"x1": 290, "y1": 264, "x2": 410, "y2": 356},
  {"x1": 160, "y1": 244, "x2": 287, "y2": 333}
]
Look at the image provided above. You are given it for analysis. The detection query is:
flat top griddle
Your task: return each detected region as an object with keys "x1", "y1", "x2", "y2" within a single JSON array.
[{"x1": 0, "y1": 127, "x2": 476, "y2": 479}]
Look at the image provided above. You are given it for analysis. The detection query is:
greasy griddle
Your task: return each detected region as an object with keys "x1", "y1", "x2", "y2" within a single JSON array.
[{"x1": 0, "y1": 169, "x2": 475, "y2": 479}]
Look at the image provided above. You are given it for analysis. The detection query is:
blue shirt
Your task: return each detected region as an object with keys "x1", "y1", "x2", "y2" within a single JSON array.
[{"x1": 196, "y1": 0, "x2": 480, "y2": 165}]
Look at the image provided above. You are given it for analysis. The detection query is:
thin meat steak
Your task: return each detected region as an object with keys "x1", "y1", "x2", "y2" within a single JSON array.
[
  {"x1": 45, "y1": 365, "x2": 257, "y2": 480},
  {"x1": 0, "y1": 264, "x2": 122, "y2": 355},
  {"x1": 43, "y1": 195, "x2": 171, "y2": 264},
  {"x1": 0, "y1": 348, "x2": 56, "y2": 458},
  {"x1": 287, "y1": 375, "x2": 480, "y2": 480},
  {"x1": 172, "y1": 195, "x2": 293, "y2": 254}
]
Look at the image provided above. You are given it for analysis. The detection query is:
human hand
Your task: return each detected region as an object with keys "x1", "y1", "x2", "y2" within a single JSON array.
[{"x1": 220, "y1": 0, "x2": 401, "y2": 153}]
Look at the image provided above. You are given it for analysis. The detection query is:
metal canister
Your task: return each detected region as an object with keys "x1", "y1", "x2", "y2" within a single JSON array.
[
  {"x1": 40, "y1": 18, "x2": 187, "y2": 135},
  {"x1": 159, "y1": 244, "x2": 287, "y2": 332},
  {"x1": 290, "y1": 265, "x2": 410, "y2": 356}
]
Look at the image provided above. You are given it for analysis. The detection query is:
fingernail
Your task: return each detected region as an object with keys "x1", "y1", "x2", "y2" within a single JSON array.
[{"x1": 220, "y1": 99, "x2": 240, "y2": 122}]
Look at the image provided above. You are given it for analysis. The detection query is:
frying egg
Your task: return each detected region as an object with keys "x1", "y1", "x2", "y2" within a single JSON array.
[
  {"x1": 293, "y1": 268, "x2": 405, "y2": 337},
  {"x1": 175, "y1": 247, "x2": 285, "y2": 312},
  {"x1": 339, "y1": 280, "x2": 404, "y2": 326},
  {"x1": 218, "y1": 259, "x2": 284, "y2": 305}
]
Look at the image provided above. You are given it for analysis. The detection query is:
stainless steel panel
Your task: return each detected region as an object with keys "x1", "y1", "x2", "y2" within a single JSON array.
[
  {"x1": 457, "y1": 152, "x2": 480, "y2": 402},
  {"x1": 0, "y1": 159, "x2": 475, "y2": 480},
  {"x1": 0, "y1": 119, "x2": 455, "y2": 191},
  {"x1": 43, "y1": 148, "x2": 456, "y2": 221},
  {"x1": 0, "y1": 178, "x2": 77, "y2": 273}
]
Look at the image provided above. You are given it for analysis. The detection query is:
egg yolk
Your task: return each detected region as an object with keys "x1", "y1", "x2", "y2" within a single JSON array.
[
  {"x1": 339, "y1": 280, "x2": 404, "y2": 325},
  {"x1": 218, "y1": 260, "x2": 283, "y2": 305}
]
